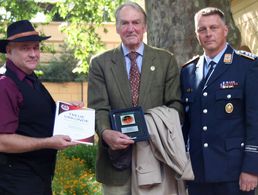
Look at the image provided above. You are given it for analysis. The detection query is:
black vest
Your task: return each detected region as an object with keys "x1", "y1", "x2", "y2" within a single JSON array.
[{"x1": 3, "y1": 68, "x2": 57, "y2": 181}]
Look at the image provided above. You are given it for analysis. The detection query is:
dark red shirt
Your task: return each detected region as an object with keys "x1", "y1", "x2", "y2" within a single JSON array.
[{"x1": 0, "y1": 60, "x2": 33, "y2": 134}]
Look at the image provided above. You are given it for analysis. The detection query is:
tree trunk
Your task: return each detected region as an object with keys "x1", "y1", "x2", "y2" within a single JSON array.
[{"x1": 145, "y1": 0, "x2": 241, "y2": 66}]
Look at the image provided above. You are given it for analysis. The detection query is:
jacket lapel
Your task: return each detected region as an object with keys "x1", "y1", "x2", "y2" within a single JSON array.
[
  {"x1": 138, "y1": 45, "x2": 155, "y2": 106},
  {"x1": 194, "y1": 56, "x2": 205, "y2": 89},
  {"x1": 110, "y1": 46, "x2": 132, "y2": 107}
]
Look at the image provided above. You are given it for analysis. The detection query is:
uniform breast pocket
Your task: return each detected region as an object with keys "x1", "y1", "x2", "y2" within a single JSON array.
[{"x1": 215, "y1": 89, "x2": 243, "y2": 119}]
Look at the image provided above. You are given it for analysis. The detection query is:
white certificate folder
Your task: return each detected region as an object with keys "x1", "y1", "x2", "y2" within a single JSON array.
[{"x1": 53, "y1": 101, "x2": 95, "y2": 145}]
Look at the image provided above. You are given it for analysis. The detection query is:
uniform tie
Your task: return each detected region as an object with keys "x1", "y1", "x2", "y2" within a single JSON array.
[
  {"x1": 204, "y1": 61, "x2": 216, "y2": 81},
  {"x1": 128, "y1": 52, "x2": 140, "y2": 107}
]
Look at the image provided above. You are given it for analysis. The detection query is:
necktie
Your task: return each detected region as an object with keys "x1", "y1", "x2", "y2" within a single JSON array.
[
  {"x1": 204, "y1": 61, "x2": 216, "y2": 81},
  {"x1": 26, "y1": 73, "x2": 41, "y2": 91},
  {"x1": 128, "y1": 52, "x2": 140, "y2": 107}
]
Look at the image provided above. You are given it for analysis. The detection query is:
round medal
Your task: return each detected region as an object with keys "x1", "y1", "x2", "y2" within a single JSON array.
[{"x1": 225, "y1": 103, "x2": 233, "y2": 113}]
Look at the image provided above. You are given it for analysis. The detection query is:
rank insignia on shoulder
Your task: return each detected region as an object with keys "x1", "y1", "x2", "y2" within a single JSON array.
[
  {"x1": 182, "y1": 55, "x2": 200, "y2": 67},
  {"x1": 235, "y1": 50, "x2": 256, "y2": 60},
  {"x1": 224, "y1": 54, "x2": 233, "y2": 64}
]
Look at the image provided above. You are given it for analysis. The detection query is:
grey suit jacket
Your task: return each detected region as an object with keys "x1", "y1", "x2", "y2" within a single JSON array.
[{"x1": 88, "y1": 43, "x2": 183, "y2": 185}]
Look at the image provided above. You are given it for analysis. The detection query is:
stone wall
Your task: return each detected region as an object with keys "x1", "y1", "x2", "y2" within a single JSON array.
[{"x1": 231, "y1": 0, "x2": 258, "y2": 54}]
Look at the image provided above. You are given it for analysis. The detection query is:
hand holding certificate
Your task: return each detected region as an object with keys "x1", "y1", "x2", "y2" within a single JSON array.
[{"x1": 53, "y1": 101, "x2": 95, "y2": 145}]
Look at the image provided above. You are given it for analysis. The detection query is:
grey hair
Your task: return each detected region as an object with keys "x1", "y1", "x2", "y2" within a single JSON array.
[
  {"x1": 194, "y1": 7, "x2": 226, "y2": 27},
  {"x1": 115, "y1": 1, "x2": 147, "y2": 28}
]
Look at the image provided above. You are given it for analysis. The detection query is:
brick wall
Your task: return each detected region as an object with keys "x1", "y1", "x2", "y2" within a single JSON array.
[{"x1": 43, "y1": 82, "x2": 88, "y2": 106}]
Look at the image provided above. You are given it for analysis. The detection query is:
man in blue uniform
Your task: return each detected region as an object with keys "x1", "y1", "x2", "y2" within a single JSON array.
[{"x1": 181, "y1": 7, "x2": 258, "y2": 195}]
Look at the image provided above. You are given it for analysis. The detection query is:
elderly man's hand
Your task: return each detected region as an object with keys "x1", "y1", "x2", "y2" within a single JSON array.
[{"x1": 102, "y1": 129, "x2": 134, "y2": 150}]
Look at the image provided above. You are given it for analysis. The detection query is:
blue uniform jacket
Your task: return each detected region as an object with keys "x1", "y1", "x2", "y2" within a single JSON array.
[{"x1": 181, "y1": 45, "x2": 258, "y2": 183}]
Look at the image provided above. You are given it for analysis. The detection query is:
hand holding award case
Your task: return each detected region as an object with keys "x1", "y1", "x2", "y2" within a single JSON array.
[{"x1": 110, "y1": 106, "x2": 149, "y2": 142}]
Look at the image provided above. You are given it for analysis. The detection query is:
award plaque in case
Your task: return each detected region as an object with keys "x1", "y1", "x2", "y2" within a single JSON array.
[{"x1": 110, "y1": 106, "x2": 149, "y2": 142}]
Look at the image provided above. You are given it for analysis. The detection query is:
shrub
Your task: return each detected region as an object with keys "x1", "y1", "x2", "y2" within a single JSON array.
[
  {"x1": 37, "y1": 44, "x2": 88, "y2": 82},
  {"x1": 62, "y1": 144, "x2": 97, "y2": 173},
  {"x1": 52, "y1": 151, "x2": 101, "y2": 195}
]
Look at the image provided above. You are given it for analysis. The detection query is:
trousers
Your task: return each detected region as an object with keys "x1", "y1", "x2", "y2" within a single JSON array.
[
  {"x1": 0, "y1": 161, "x2": 52, "y2": 195},
  {"x1": 188, "y1": 181, "x2": 254, "y2": 195}
]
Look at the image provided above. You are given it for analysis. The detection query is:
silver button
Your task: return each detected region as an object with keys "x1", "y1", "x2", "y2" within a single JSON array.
[
  {"x1": 203, "y1": 92, "x2": 208, "y2": 96},
  {"x1": 203, "y1": 109, "x2": 208, "y2": 114},
  {"x1": 203, "y1": 126, "x2": 207, "y2": 131},
  {"x1": 241, "y1": 143, "x2": 244, "y2": 147},
  {"x1": 204, "y1": 143, "x2": 208, "y2": 148},
  {"x1": 185, "y1": 98, "x2": 189, "y2": 102},
  {"x1": 227, "y1": 94, "x2": 231, "y2": 99}
]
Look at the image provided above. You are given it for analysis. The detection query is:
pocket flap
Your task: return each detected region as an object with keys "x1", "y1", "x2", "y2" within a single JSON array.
[
  {"x1": 225, "y1": 138, "x2": 244, "y2": 151},
  {"x1": 216, "y1": 89, "x2": 242, "y2": 100}
]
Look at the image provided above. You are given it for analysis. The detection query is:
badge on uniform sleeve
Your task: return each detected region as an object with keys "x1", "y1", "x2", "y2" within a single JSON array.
[
  {"x1": 224, "y1": 54, "x2": 232, "y2": 64},
  {"x1": 225, "y1": 103, "x2": 234, "y2": 113}
]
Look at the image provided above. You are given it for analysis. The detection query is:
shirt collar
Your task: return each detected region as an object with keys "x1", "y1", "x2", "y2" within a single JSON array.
[
  {"x1": 204, "y1": 43, "x2": 228, "y2": 65},
  {"x1": 6, "y1": 59, "x2": 27, "y2": 81},
  {"x1": 122, "y1": 42, "x2": 144, "y2": 57}
]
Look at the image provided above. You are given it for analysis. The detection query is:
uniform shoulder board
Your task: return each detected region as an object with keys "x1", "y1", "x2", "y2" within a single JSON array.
[
  {"x1": 182, "y1": 55, "x2": 200, "y2": 67},
  {"x1": 235, "y1": 50, "x2": 256, "y2": 60}
]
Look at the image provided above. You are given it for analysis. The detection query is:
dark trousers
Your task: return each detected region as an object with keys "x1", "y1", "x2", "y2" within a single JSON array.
[
  {"x1": 188, "y1": 181, "x2": 255, "y2": 195},
  {"x1": 0, "y1": 162, "x2": 52, "y2": 195}
]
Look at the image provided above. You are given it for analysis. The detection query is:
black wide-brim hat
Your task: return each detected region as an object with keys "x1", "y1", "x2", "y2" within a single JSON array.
[{"x1": 0, "y1": 20, "x2": 51, "y2": 53}]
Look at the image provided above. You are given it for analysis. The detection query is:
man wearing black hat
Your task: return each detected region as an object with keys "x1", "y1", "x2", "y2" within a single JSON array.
[{"x1": 0, "y1": 20, "x2": 79, "y2": 195}]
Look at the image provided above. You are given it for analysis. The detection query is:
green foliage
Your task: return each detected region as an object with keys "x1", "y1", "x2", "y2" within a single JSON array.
[
  {"x1": 52, "y1": 0, "x2": 124, "y2": 73},
  {"x1": 52, "y1": 151, "x2": 101, "y2": 195},
  {"x1": 37, "y1": 44, "x2": 87, "y2": 82},
  {"x1": 62, "y1": 144, "x2": 97, "y2": 173},
  {"x1": 0, "y1": 0, "x2": 42, "y2": 39},
  {"x1": 52, "y1": 144, "x2": 99, "y2": 194},
  {"x1": 0, "y1": 0, "x2": 40, "y2": 24},
  {"x1": 0, "y1": 0, "x2": 124, "y2": 76},
  {"x1": 0, "y1": 0, "x2": 43, "y2": 61}
]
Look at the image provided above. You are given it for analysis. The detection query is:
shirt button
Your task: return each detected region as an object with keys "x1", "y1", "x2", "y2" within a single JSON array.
[
  {"x1": 185, "y1": 98, "x2": 189, "y2": 102},
  {"x1": 227, "y1": 94, "x2": 231, "y2": 99},
  {"x1": 204, "y1": 143, "x2": 208, "y2": 148},
  {"x1": 203, "y1": 92, "x2": 208, "y2": 96},
  {"x1": 241, "y1": 143, "x2": 244, "y2": 147},
  {"x1": 203, "y1": 126, "x2": 208, "y2": 131},
  {"x1": 203, "y1": 109, "x2": 208, "y2": 114}
]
